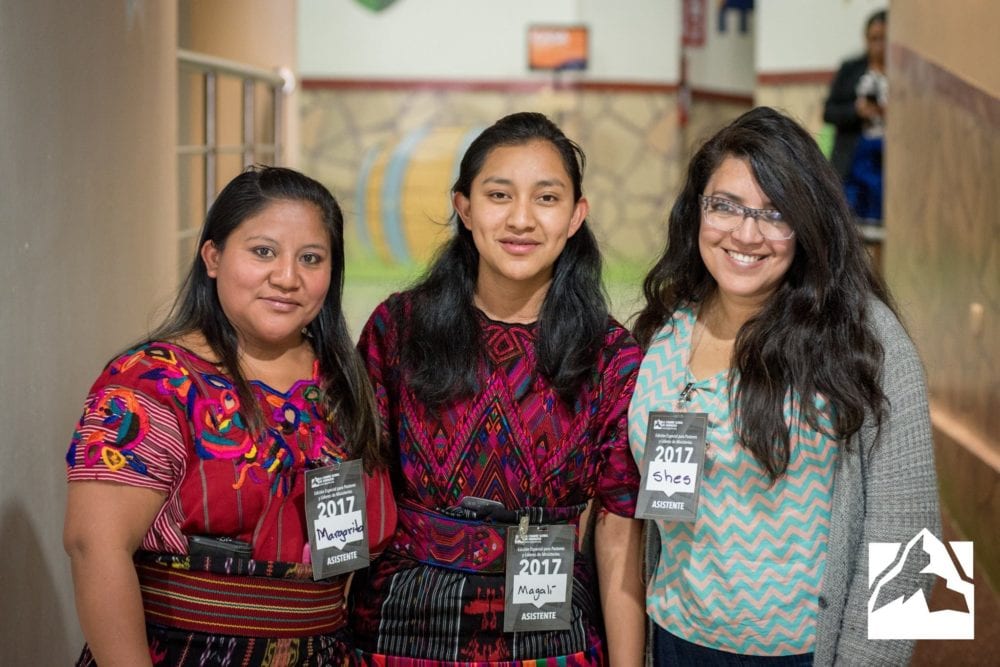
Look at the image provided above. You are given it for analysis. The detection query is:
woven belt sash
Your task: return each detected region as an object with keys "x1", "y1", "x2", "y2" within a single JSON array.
[
  {"x1": 391, "y1": 501, "x2": 586, "y2": 574},
  {"x1": 137, "y1": 561, "x2": 345, "y2": 638}
]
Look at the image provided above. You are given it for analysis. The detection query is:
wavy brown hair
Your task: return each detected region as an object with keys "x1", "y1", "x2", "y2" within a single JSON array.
[{"x1": 633, "y1": 107, "x2": 895, "y2": 481}]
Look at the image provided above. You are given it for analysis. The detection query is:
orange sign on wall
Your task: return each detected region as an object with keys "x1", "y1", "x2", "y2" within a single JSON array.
[{"x1": 528, "y1": 25, "x2": 589, "y2": 71}]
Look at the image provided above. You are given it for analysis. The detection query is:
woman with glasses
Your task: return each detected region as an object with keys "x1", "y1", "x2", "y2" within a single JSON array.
[{"x1": 629, "y1": 107, "x2": 938, "y2": 666}]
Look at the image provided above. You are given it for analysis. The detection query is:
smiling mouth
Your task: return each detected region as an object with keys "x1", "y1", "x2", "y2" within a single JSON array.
[
  {"x1": 500, "y1": 239, "x2": 541, "y2": 254},
  {"x1": 726, "y1": 249, "x2": 765, "y2": 265},
  {"x1": 262, "y1": 297, "x2": 300, "y2": 310}
]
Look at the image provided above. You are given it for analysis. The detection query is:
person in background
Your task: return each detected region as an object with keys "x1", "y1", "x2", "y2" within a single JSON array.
[
  {"x1": 630, "y1": 107, "x2": 939, "y2": 666},
  {"x1": 824, "y1": 9, "x2": 888, "y2": 221},
  {"x1": 64, "y1": 166, "x2": 396, "y2": 666},
  {"x1": 351, "y1": 112, "x2": 645, "y2": 666}
]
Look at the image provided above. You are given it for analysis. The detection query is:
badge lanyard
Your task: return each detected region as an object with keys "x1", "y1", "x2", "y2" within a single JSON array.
[{"x1": 304, "y1": 459, "x2": 370, "y2": 579}]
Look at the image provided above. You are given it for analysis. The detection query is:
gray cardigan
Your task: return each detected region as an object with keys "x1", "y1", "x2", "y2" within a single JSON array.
[{"x1": 644, "y1": 299, "x2": 940, "y2": 666}]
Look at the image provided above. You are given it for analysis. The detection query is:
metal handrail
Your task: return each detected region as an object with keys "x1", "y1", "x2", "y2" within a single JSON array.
[
  {"x1": 177, "y1": 48, "x2": 288, "y2": 224},
  {"x1": 178, "y1": 49, "x2": 285, "y2": 86},
  {"x1": 176, "y1": 49, "x2": 289, "y2": 277}
]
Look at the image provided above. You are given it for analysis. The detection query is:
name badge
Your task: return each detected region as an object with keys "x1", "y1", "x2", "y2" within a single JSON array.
[
  {"x1": 304, "y1": 459, "x2": 369, "y2": 579},
  {"x1": 503, "y1": 520, "x2": 574, "y2": 632},
  {"x1": 634, "y1": 411, "x2": 707, "y2": 522}
]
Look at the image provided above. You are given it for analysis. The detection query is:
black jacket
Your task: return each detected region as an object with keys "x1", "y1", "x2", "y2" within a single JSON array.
[{"x1": 823, "y1": 55, "x2": 869, "y2": 181}]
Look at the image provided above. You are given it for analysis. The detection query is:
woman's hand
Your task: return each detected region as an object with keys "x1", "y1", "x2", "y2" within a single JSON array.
[{"x1": 64, "y1": 481, "x2": 165, "y2": 667}]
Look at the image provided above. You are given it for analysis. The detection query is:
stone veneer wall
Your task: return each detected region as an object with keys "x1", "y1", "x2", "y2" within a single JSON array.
[
  {"x1": 754, "y1": 81, "x2": 830, "y2": 137},
  {"x1": 683, "y1": 97, "x2": 755, "y2": 160},
  {"x1": 299, "y1": 86, "x2": 683, "y2": 267},
  {"x1": 887, "y1": 16, "x2": 1000, "y2": 593}
]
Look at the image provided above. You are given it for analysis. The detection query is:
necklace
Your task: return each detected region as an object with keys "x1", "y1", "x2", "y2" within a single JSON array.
[{"x1": 679, "y1": 307, "x2": 709, "y2": 408}]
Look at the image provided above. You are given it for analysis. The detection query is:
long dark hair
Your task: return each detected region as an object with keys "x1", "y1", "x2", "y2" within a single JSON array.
[
  {"x1": 148, "y1": 166, "x2": 384, "y2": 466},
  {"x1": 403, "y1": 112, "x2": 607, "y2": 407},
  {"x1": 633, "y1": 106, "x2": 894, "y2": 481}
]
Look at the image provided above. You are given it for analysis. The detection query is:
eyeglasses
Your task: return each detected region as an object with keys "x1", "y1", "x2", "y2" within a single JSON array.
[{"x1": 698, "y1": 195, "x2": 795, "y2": 241}]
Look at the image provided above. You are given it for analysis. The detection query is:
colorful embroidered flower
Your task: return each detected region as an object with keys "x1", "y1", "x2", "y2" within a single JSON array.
[
  {"x1": 192, "y1": 389, "x2": 253, "y2": 461},
  {"x1": 81, "y1": 387, "x2": 151, "y2": 474},
  {"x1": 69, "y1": 343, "x2": 350, "y2": 499},
  {"x1": 140, "y1": 360, "x2": 193, "y2": 405}
]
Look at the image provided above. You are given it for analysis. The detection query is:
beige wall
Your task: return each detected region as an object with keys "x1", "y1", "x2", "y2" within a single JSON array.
[
  {"x1": 891, "y1": 0, "x2": 998, "y2": 96},
  {"x1": 0, "y1": 2, "x2": 300, "y2": 661},
  {"x1": 0, "y1": 2, "x2": 178, "y2": 662},
  {"x1": 886, "y1": 0, "x2": 1000, "y2": 591}
]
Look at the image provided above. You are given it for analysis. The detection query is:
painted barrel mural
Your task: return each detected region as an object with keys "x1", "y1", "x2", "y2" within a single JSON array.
[{"x1": 356, "y1": 125, "x2": 483, "y2": 264}]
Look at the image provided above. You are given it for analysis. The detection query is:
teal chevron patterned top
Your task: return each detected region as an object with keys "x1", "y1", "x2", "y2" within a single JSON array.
[{"x1": 629, "y1": 306, "x2": 836, "y2": 656}]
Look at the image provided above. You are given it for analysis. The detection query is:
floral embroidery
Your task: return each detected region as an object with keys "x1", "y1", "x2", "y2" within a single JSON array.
[
  {"x1": 68, "y1": 343, "x2": 345, "y2": 498},
  {"x1": 76, "y1": 387, "x2": 151, "y2": 475},
  {"x1": 192, "y1": 376, "x2": 253, "y2": 461},
  {"x1": 140, "y1": 360, "x2": 193, "y2": 406}
]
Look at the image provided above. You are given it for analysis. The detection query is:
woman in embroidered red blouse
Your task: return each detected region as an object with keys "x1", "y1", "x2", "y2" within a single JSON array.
[{"x1": 64, "y1": 166, "x2": 395, "y2": 666}]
